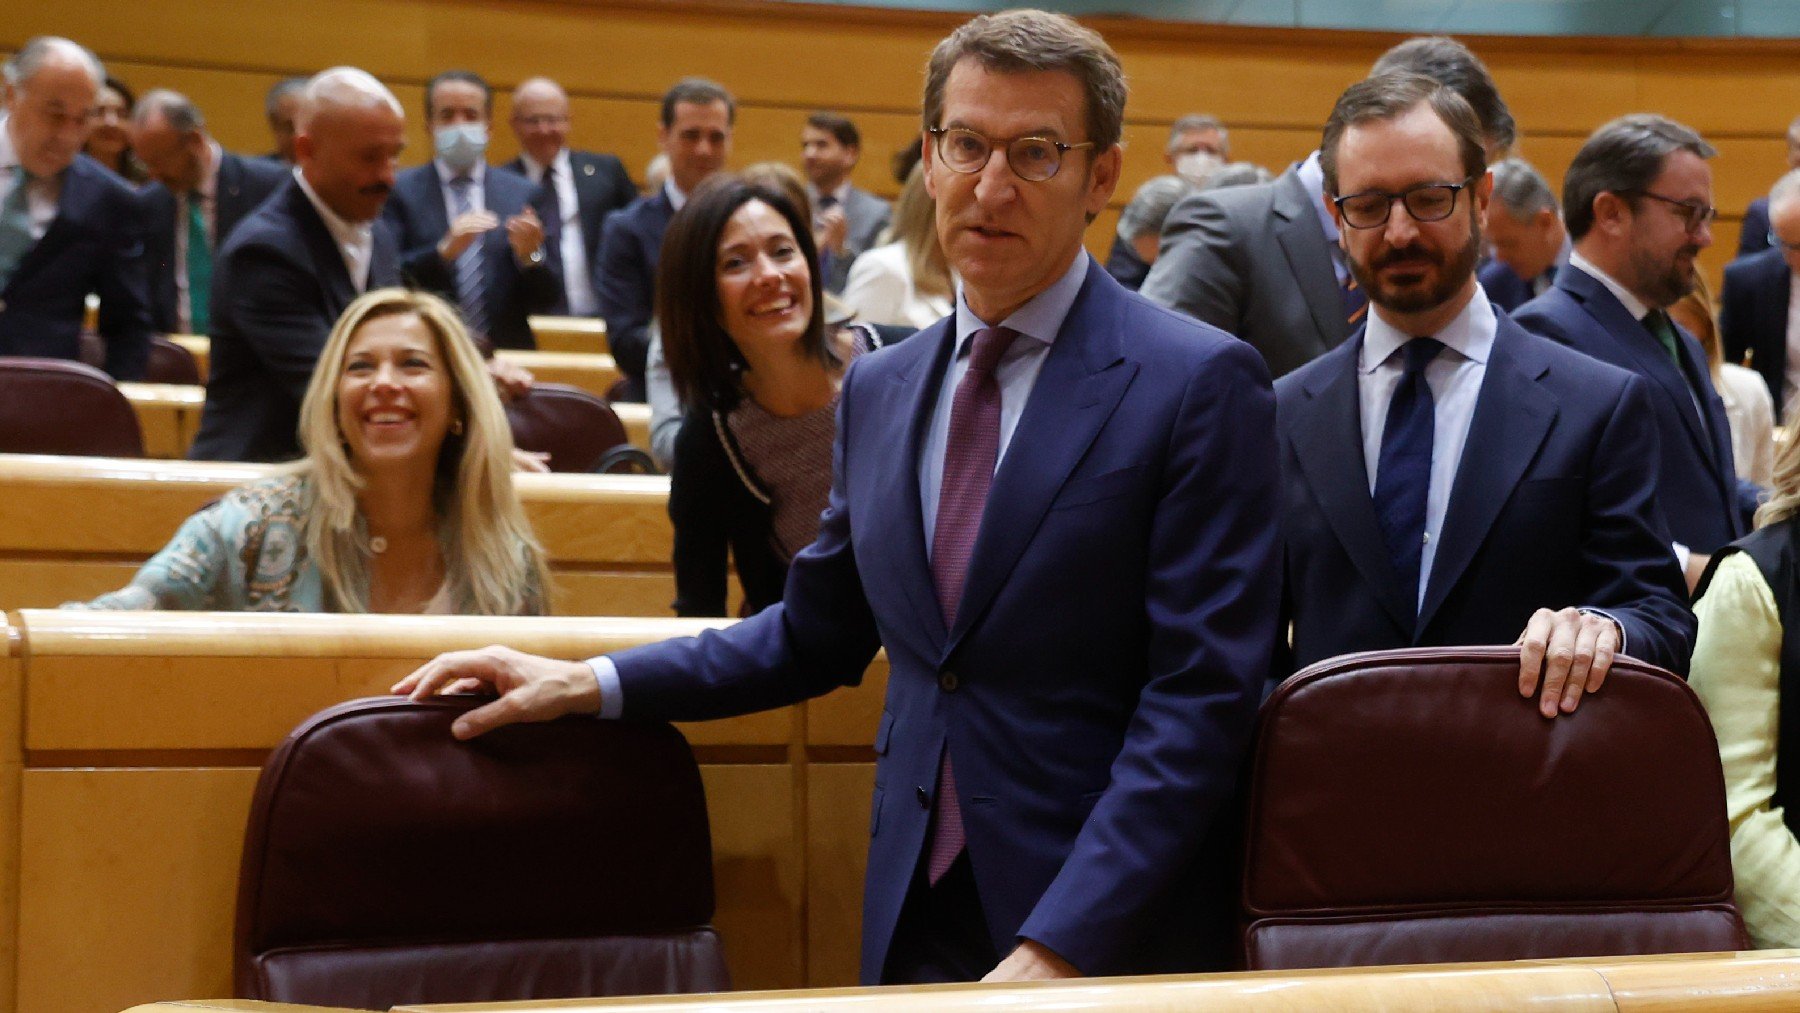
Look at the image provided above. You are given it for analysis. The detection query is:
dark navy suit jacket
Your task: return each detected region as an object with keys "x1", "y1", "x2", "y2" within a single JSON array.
[
  {"x1": 506, "y1": 150, "x2": 637, "y2": 315},
  {"x1": 1276, "y1": 309, "x2": 1694, "y2": 679},
  {"x1": 382, "y1": 164, "x2": 559, "y2": 350},
  {"x1": 606, "y1": 260, "x2": 1280, "y2": 980},
  {"x1": 594, "y1": 188, "x2": 675, "y2": 389},
  {"x1": 1515, "y1": 265, "x2": 1748, "y2": 555},
  {"x1": 1476, "y1": 258, "x2": 1554, "y2": 314},
  {"x1": 0, "y1": 153, "x2": 153, "y2": 379},
  {"x1": 142, "y1": 150, "x2": 287, "y2": 335},
  {"x1": 191, "y1": 178, "x2": 399, "y2": 462},
  {"x1": 1720, "y1": 245, "x2": 1790, "y2": 414},
  {"x1": 1741, "y1": 196, "x2": 1772, "y2": 258}
]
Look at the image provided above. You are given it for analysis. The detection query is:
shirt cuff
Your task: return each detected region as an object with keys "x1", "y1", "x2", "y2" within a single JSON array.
[
  {"x1": 585, "y1": 656, "x2": 624, "y2": 720},
  {"x1": 1673, "y1": 541, "x2": 1691, "y2": 574},
  {"x1": 1577, "y1": 607, "x2": 1628, "y2": 656}
]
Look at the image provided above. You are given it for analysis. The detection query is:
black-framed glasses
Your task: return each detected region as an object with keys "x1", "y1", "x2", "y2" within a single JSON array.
[
  {"x1": 927, "y1": 126, "x2": 1095, "y2": 182},
  {"x1": 1624, "y1": 190, "x2": 1717, "y2": 233},
  {"x1": 1333, "y1": 176, "x2": 1477, "y2": 230}
]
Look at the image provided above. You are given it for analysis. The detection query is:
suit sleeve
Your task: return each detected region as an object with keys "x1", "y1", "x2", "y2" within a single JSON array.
[
  {"x1": 95, "y1": 185, "x2": 155, "y2": 379},
  {"x1": 514, "y1": 182, "x2": 563, "y2": 313},
  {"x1": 1579, "y1": 372, "x2": 1697, "y2": 674},
  {"x1": 1139, "y1": 190, "x2": 1247, "y2": 334},
  {"x1": 214, "y1": 243, "x2": 339, "y2": 403},
  {"x1": 668, "y1": 412, "x2": 736, "y2": 618},
  {"x1": 1018, "y1": 338, "x2": 1280, "y2": 974},
  {"x1": 596, "y1": 211, "x2": 654, "y2": 381},
  {"x1": 384, "y1": 197, "x2": 456, "y2": 293}
]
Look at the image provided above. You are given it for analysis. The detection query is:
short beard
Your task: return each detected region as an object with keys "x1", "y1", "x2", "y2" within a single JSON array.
[
  {"x1": 1628, "y1": 242, "x2": 1699, "y2": 309},
  {"x1": 1348, "y1": 209, "x2": 1482, "y2": 316}
]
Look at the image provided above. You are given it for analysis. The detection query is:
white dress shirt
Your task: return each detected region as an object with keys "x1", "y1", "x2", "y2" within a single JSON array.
[
  {"x1": 1784, "y1": 268, "x2": 1800, "y2": 416},
  {"x1": 519, "y1": 148, "x2": 598, "y2": 315},
  {"x1": 174, "y1": 141, "x2": 223, "y2": 333},
  {"x1": 0, "y1": 114, "x2": 63, "y2": 241},
  {"x1": 292, "y1": 167, "x2": 375, "y2": 292},
  {"x1": 664, "y1": 178, "x2": 689, "y2": 212},
  {"x1": 1358, "y1": 285, "x2": 1496, "y2": 609}
]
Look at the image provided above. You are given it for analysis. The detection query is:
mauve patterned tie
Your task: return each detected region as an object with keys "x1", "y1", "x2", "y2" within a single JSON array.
[{"x1": 925, "y1": 324, "x2": 1021, "y2": 885}]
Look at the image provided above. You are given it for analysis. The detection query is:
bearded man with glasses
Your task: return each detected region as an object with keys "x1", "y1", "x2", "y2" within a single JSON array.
[
  {"x1": 1274, "y1": 74, "x2": 1694, "y2": 708},
  {"x1": 1517, "y1": 114, "x2": 1755, "y2": 591}
]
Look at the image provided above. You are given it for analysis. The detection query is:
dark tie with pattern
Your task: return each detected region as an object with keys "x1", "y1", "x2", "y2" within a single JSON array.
[
  {"x1": 540, "y1": 164, "x2": 566, "y2": 286},
  {"x1": 925, "y1": 324, "x2": 1020, "y2": 885},
  {"x1": 1373, "y1": 337, "x2": 1444, "y2": 624},
  {"x1": 1643, "y1": 309, "x2": 1681, "y2": 367},
  {"x1": 449, "y1": 176, "x2": 489, "y2": 339}
]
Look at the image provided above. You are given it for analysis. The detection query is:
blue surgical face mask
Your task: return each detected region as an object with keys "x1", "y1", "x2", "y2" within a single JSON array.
[{"x1": 435, "y1": 123, "x2": 488, "y2": 173}]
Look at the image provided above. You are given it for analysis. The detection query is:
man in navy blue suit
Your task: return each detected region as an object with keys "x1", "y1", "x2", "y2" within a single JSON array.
[
  {"x1": 1721, "y1": 168, "x2": 1800, "y2": 421},
  {"x1": 594, "y1": 77, "x2": 733, "y2": 398},
  {"x1": 131, "y1": 89, "x2": 286, "y2": 337},
  {"x1": 1735, "y1": 116, "x2": 1800, "y2": 258},
  {"x1": 1476, "y1": 157, "x2": 1567, "y2": 313},
  {"x1": 190, "y1": 67, "x2": 404, "y2": 462},
  {"x1": 0, "y1": 37, "x2": 152, "y2": 380},
  {"x1": 1515, "y1": 115, "x2": 1748, "y2": 589},
  {"x1": 402, "y1": 9, "x2": 1280, "y2": 985},
  {"x1": 383, "y1": 71, "x2": 558, "y2": 350},
  {"x1": 1278, "y1": 74, "x2": 1693, "y2": 715}
]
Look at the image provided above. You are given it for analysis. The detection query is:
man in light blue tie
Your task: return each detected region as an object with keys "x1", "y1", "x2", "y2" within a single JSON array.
[
  {"x1": 0, "y1": 36, "x2": 153, "y2": 379},
  {"x1": 1274, "y1": 73, "x2": 1693, "y2": 711},
  {"x1": 401, "y1": 8, "x2": 1281, "y2": 986}
]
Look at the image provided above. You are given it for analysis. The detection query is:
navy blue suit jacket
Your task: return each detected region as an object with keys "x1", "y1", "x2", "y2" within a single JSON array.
[
  {"x1": 0, "y1": 153, "x2": 152, "y2": 379},
  {"x1": 191, "y1": 178, "x2": 399, "y2": 462},
  {"x1": 1515, "y1": 265, "x2": 1748, "y2": 554},
  {"x1": 1476, "y1": 258, "x2": 1554, "y2": 315},
  {"x1": 1741, "y1": 196, "x2": 1772, "y2": 258},
  {"x1": 506, "y1": 150, "x2": 637, "y2": 271},
  {"x1": 1720, "y1": 245, "x2": 1789, "y2": 414},
  {"x1": 607, "y1": 260, "x2": 1280, "y2": 980},
  {"x1": 594, "y1": 188, "x2": 674, "y2": 389},
  {"x1": 1276, "y1": 309, "x2": 1694, "y2": 678},
  {"x1": 382, "y1": 164, "x2": 559, "y2": 350},
  {"x1": 142, "y1": 150, "x2": 287, "y2": 335}
]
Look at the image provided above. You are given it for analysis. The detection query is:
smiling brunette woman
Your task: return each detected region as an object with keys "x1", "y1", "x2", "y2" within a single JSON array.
[
  {"x1": 70, "y1": 288, "x2": 549, "y2": 614},
  {"x1": 659, "y1": 174, "x2": 911, "y2": 617}
]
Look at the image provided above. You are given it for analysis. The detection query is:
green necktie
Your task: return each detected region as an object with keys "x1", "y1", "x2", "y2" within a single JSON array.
[
  {"x1": 0, "y1": 169, "x2": 35, "y2": 291},
  {"x1": 1643, "y1": 309, "x2": 1680, "y2": 368},
  {"x1": 186, "y1": 194, "x2": 212, "y2": 335}
]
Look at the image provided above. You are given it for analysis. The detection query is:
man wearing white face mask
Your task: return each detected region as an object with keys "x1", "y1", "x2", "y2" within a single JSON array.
[
  {"x1": 382, "y1": 69, "x2": 559, "y2": 350},
  {"x1": 1163, "y1": 113, "x2": 1228, "y2": 186}
]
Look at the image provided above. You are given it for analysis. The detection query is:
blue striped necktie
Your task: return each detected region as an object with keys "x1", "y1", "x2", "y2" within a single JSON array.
[{"x1": 449, "y1": 176, "x2": 489, "y2": 339}]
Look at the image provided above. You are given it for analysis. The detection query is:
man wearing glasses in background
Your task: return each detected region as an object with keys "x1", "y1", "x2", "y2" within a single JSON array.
[
  {"x1": 1275, "y1": 74, "x2": 1693, "y2": 713},
  {"x1": 1516, "y1": 115, "x2": 1753, "y2": 590},
  {"x1": 400, "y1": 8, "x2": 1281, "y2": 987}
]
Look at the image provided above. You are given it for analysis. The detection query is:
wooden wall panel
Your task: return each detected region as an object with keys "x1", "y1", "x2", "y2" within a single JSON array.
[
  {"x1": 805, "y1": 763, "x2": 874, "y2": 988},
  {"x1": 0, "y1": 629, "x2": 18, "y2": 1013},
  {"x1": 700, "y1": 765, "x2": 804, "y2": 991}
]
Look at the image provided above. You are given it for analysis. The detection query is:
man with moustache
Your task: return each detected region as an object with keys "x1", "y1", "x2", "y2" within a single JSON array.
[
  {"x1": 1515, "y1": 115, "x2": 1750, "y2": 589},
  {"x1": 400, "y1": 8, "x2": 1279, "y2": 986},
  {"x1": 190, "y1": 67, "x2": 404, "y2": 462},
  {"x1": 1278, "y1": 74, "x2": 1693, "y2": 706}
]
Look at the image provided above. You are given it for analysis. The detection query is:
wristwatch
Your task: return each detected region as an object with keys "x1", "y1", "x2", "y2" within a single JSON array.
[{"x1": 525, "y1": 247, "x2": 545, "y2": 265}]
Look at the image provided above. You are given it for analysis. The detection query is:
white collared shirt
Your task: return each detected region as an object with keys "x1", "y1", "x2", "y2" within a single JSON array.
[
  {"x1": 1568, "y1": 249, "x2": 1650, "y2": 321},
  {"x1": 0, "y1": 114, "x2": 63, "y2": 241},
  {"x1": 293, "y1": 167, "x2": 375, "y2": 292},
  {"x1": 174, "y1": 140, "x2": 223, "y2": 333},
  {"x1": 1358, "y1": 285, "x2": 1497, "y2": 609},
  {"x1": 520, "y1": 147, "x2": 598, "y2": 315},
  {"x1": 664, "y1": 178, "x2": 688, "y2": 212}
]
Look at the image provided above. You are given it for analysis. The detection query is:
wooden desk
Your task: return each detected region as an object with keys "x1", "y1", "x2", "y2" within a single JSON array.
[
  {"x1": 528, "y1": 315, "x2": 609, "y2": 355},
  {"x1": 0, "y1": 610, "x2": 886, "y2": 1013},
  {"x1": 495, "y1": 350, "x2": 621, "y2": 403},
  {"x1": 119, "y1": 382, "x2": 205, "y2": 459},
  {"x1": 169, "y1": 335, "x2": 210, "y2": 378},
  {"x1": 612, "y1": 402, "x2": 651, "y2": 451},
  {"x1": 0, "y1": 455, "x2": 681, "y2": 616}
]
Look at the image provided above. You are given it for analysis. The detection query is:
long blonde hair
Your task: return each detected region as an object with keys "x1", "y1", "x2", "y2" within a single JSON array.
[
  {"x1": 292, "y1": 288, "x2": 549, "y2": 614},
  {"x1": 893, "y1": 161, "x2": 952, "y2": 301}
]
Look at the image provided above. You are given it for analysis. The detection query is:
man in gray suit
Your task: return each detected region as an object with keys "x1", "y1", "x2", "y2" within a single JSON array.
[
  {"x1": 1142, "y1": 36, "x2": 1516, "y2": 378},
  {"x1": 803, "y1": 110, "x2": 890, "y2": 294}
]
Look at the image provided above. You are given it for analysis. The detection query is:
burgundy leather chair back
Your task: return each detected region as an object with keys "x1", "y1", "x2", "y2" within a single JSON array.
[
  {"x1": 145, "y1": 337, "x2": 203, "y2": 385},
  {"x1": 505, "y1": 382, "x2": 631, "y2": 473},
  {"x1": 1242, "y1": 647, "x2": 1745, "y2": 970},
  {"x1": 235, "y1": 696, "x2": 729, "y2": 1008},
  {"x1": 0, "y1": 357, "x2": 143, "y2": 457}
]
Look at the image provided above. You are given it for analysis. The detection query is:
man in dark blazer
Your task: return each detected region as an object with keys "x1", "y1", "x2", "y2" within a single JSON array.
[
  {"x1": 0, "y1": 37, "x2": 153, "y2": 380},
  {"x1": 802, "y1": 111, "x2": 891, "y2": 294},
  {"x1": 1476, "y1": 157, "x2": 1567, "y2": 313},
  {"x1": 1279, "y1": 75, "x2": 1693, "y2": 715},
  {"x1": 383, "y1": 71, "x2": 557, "y2": 351},
  {"x1": 595, "y1": 77, "x2": 733, "y2": 398},
  {"x1": 191, "y1": 68, "x2": 404, "y2": 463},
  {"x1": 1735, "y1": 116, "x2": 1800, "y2": 258},
  {"x1": 1516, "y1": 114, "x2": 1750, "y2": 587},
  {"x1": 402, "y1": 10, "x2": 1279, "y2": 986},
  {"x1": 505, "y1": 76, "x2": 637, "y2": 317},
  {"x1": 1143, "y1": 35, "x2": 1516, "y2": 378},
  {"x1": 131, "y1": 89, "x2": 286, "y2": 336},
  {"x1": 1721, "y1": 168, "x2": 1800, "y2": 419}
]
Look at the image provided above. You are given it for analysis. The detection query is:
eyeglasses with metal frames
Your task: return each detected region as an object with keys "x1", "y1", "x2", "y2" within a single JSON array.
[
  {"x1": 927, "y1": 126, "x2": 1096, "y2": 183},
  {"x1": 1333, "y1": 175, "x2": 1478, "y2": 230}
]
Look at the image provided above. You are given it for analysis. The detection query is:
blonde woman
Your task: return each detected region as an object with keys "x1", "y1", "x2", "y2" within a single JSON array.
[
  {"x1": 840, "y1": 162, "x2": 953, "y2": 329},
  {"x1": 1690, "y1": 421, "x2": 1800, "y2": 947},
  {"x1": 72, "y1": 288, "x2": 549, "y2": 614}
]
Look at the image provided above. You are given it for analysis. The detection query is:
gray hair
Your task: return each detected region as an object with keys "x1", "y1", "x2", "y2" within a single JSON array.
[
  {"x1": 265, "y1": 76, "x2": 307, "y2": 118},
  {"x1": 297, "y1": 67, "x2": 403, "y2": 131},
  {"x1": 1562, "y1": 114, "x2": 1715, "y2": 240},
  {"x1": 3, "y1": 36, "x2": 105, "y2": 90},
  {"x1": 1117, "y1": 174, "x2": 1191, "y2": 240},
  {"x1": 1490, "y1": 158, "x2": 1557, "y2": 219},
  {"x1": 1771, "y1": 168, "x2": 1800, "y2": 212},
  {"x1": 923, "y1": 9, "x2": 1126, "y2": 151},
  {"x1": 1167, "y1": 113, "x2": 1228, "y2": 155},
  {"x1": 1203, "y1": 161, "x2": 1270, "y2": 190},
  {"x1": 132, "y1": 88, "x2": 206, "y2": 133}
]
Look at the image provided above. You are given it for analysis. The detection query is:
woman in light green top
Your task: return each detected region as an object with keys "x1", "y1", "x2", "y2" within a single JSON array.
[
  {"x1": 1691, "y1": 422, "x2": 1800, "y2": 947},
  {"x1": 70, "y1": 288, "x2": 549, "y2": 616}
]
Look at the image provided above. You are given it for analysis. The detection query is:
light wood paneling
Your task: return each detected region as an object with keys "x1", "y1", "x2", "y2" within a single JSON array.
[
  {"x1": 495, "y1": 350, "x2": 621, "y2": 401},
  {"x1": 0, "y1": 623, "x2": 18, "y2": 1013},
  {"x1": 528, "y1": 316, "x2": 609, "y2": 356},
  {"x1": 120, "y1": 382, "x2": 205, "y2": 459},
  {"x1": 805, "y1": 763, "x2": 874, "y2": 988},
  {"x1": 701, "y1": 765, "x2": 803, "y2": 991}
]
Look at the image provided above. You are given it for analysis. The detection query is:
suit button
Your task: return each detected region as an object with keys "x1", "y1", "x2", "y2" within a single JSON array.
[
  {"x1": 939, "y1": 670, "x2": 959, "y2": 693},
  {"x1": 916, "y1": 786, "x2": 929, "y2": 807}
]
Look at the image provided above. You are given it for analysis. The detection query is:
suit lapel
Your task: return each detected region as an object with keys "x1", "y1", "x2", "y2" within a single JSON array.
[
  {"x1": 944, "y1": 263, "x2": 1137, "y2": 654},
  {"x1": 1287, "y1": 332, "x2": 1416, "y2": 634},
  {"x1": 881, "y1": 318, "x2": 958, "y2": 646},
  {"x1": 288, "y1": 183, "x2": 357, "y2": 311},
  {"x1": 1271, "y1": 171, "x2": 1344, "y2": 352},
  {"x1": 418, "y1": 171, "x2": 452, "y2": 246},
  {"x1": 7, "y1": 160, "x2": 94, "y2": 290},
  {"x1": 1417, "y1": 315, "x2": 1556, "y2": 631}
]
